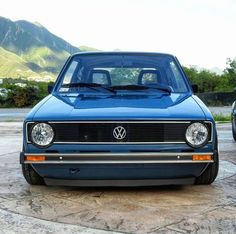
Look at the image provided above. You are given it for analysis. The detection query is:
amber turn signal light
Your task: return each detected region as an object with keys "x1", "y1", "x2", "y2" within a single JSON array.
[
  {"x1": 26, "y1": 155, "x2": 45, "y2": 161},
  {"x1": 192, "y1": 155, "x2": 212, "y2": 161}
]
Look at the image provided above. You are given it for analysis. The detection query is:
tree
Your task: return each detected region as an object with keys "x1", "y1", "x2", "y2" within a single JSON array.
[
  {"x1": 225, "y1": 58, "x2": 236, "y2": 89},
  {"x1": 183, "y1": 64, "x2": 234, "y2": 93},
  {"x1": 183, "y1": 66, "x2": 219, "y2": 92}
]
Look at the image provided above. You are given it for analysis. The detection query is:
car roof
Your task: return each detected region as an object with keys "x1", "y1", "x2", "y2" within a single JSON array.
[{"x1": 71, "y1": 51, "x2": 175, "y2": 58}]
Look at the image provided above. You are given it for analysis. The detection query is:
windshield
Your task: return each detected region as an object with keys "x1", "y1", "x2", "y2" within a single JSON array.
[{"x1": 57, "y1": 54, "x2": 189, "y2": 93}]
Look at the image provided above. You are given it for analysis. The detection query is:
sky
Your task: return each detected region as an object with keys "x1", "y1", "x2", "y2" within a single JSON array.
[{"x1": 1, "y1": 0, "x2": 236, "y2": 70}]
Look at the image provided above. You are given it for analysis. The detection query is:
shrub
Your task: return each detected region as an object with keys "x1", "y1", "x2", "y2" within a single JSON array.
[
  {"x1": 10, "y1": 86, "x2": 39, "y2": 107},
  {"x1": 0, "y1": 88, "x2": 9, "y2": 103},
  {"x1": 0, "y1": 78, "x2": 49, "y2": 107}
]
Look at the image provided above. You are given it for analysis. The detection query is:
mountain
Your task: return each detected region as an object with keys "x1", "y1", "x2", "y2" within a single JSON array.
[
  {"x1": 0, "y1": 47, "x2": 39, "y2": 78},
  {"x1": 0, "y1": 16, "x2": 83, "y2": 81},
  {"x1": 79, "y1": 45, "x2": 99, "y2": 52}
]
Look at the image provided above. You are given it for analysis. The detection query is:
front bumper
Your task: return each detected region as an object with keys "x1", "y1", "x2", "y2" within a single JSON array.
[
  {"x1": 20, "y1": 151, "x2": 215, "y2": 186},
  {"x1": 21, "y1": 152, "x2": 214, "y2": 164}
]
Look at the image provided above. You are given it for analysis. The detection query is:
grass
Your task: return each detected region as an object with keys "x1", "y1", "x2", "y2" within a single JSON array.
[{"x1": 213, "y1": 114, "x2": 231, "y2": 122}]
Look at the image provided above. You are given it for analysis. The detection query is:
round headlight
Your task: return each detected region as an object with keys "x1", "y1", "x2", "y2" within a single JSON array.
[
  {"x1": 31, "y1": 123, "x2": 54, "y2": 147},
  {"x1": 185, "y1": 122, "x2": 209, "y2": 148}
]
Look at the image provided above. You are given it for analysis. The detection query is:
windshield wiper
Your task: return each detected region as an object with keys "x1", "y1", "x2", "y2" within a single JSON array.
[
  {"x1": 109, "y1": 84, "x2": 171, "y2": 94},
  {"x1": 109, "y1": 85, "x2": 149, "y2": 90},
  {"x1": 61, "y1": 82, "x2": 116, "y2": 94},
  {"x1": 149, "y1": 86, "x2": 172, "y2": 94}
]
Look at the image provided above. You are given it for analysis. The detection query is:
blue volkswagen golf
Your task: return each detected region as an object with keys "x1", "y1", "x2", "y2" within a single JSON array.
[{"x1": 21, "y1": 52, "x2": 219, "y2": 186}]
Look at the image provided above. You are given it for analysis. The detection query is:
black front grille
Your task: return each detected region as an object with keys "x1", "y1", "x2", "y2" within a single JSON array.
[{"x1": 27, "y1": 121, "x2": 212, "y2": 143}]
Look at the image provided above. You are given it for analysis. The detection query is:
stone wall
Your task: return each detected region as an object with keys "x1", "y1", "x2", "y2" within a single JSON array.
[{"x1": 197, "y1": 92, "x2": 236, "y2": 106}]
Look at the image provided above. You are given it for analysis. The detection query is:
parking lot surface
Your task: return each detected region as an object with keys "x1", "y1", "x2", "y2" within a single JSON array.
[
  {"x1": 0, "y1": 122, "x2": 236, "y2": 233},
  {"x1": 0, "y1": 106, "x2": 232, "y2": 122}
]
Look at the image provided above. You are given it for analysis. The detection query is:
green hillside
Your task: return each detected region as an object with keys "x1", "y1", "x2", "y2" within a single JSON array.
[
  {"x1": 22, "y1": 47, "x2": 70, "y2": 74},
  {"x1": 79, "y1": 45, "x2": 100, "y2": 51},
  {"x1": 0, "y1": 47, "x2": 40, "y2": 78},
  {"x1": 0, "y1": 16, "x2": 81, "y2": 81}
]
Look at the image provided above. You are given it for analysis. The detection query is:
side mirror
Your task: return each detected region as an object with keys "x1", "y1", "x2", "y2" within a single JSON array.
[
  {"x1": 48, "y1": 84, "x2": 54, "y2": 94},
  {"x1": 191, "y1": 84, "x2": 198, "y2": 93}
]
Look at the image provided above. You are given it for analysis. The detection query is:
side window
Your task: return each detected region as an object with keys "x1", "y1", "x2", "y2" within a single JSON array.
[
  {"x1": 169, "y1": 61, "x2": 187, "y2": 92},
  {"x1": 62, "y1": 60, "x2": 78, "y2": 85}
]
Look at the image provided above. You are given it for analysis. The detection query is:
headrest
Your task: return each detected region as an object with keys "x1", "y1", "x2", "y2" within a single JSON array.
[
  {"x1": 88, "y1": 69, "x2": 111, "y2": 86},
  {"x1": 138, "y1": 69, "x2": 161, "y2": 85}
]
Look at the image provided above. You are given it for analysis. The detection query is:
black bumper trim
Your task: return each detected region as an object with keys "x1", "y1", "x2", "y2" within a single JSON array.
[{"x1": 44, "y1": 177, "x2": 195, "y2": 187}]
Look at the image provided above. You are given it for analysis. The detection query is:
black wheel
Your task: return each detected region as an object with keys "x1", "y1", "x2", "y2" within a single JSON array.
[
  {"x1": 195, "y1": 152, "x2": 219, "y2": 185},
  {"x1": 22, "y1": 164, "x2": 45, "y2": 185},
  {"x1": 232, "y1": 120, "x2": 236, "y2": 141}
]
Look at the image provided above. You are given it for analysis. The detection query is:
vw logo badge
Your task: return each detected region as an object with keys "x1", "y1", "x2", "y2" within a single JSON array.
[{"x1": 113, "y1": 126, "x2": 126, "y2": 140}]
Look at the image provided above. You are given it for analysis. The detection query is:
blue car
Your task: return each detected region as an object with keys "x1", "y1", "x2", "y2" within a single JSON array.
[
  {"x1": 21, "y1": 52, "x2": 219, "y2": 186},
  {"x1": 232, "y1": 101, "x2": 236, "y2": 141}
]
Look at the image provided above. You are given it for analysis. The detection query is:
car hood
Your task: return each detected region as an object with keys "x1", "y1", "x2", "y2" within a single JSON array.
[{"x1": 29, "y1": 92, "x2": 207, "y2": 121}]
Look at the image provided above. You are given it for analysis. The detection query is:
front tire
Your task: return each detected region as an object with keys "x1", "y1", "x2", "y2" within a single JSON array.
[
  {"x1": 22, "y1": 164, "x2": 45, "y2": 185},
  {"x1": 195, "y1": 152, "x2": 219, "y2": 185}
]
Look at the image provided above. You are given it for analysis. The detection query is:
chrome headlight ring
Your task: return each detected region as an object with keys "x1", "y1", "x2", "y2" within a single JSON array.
[
  {"x1": 185, "y1": 122, "x2": 209, "y2": 148},
  {"x1": 30, "y1": 122, "x2": 55, "y2": 147}
]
